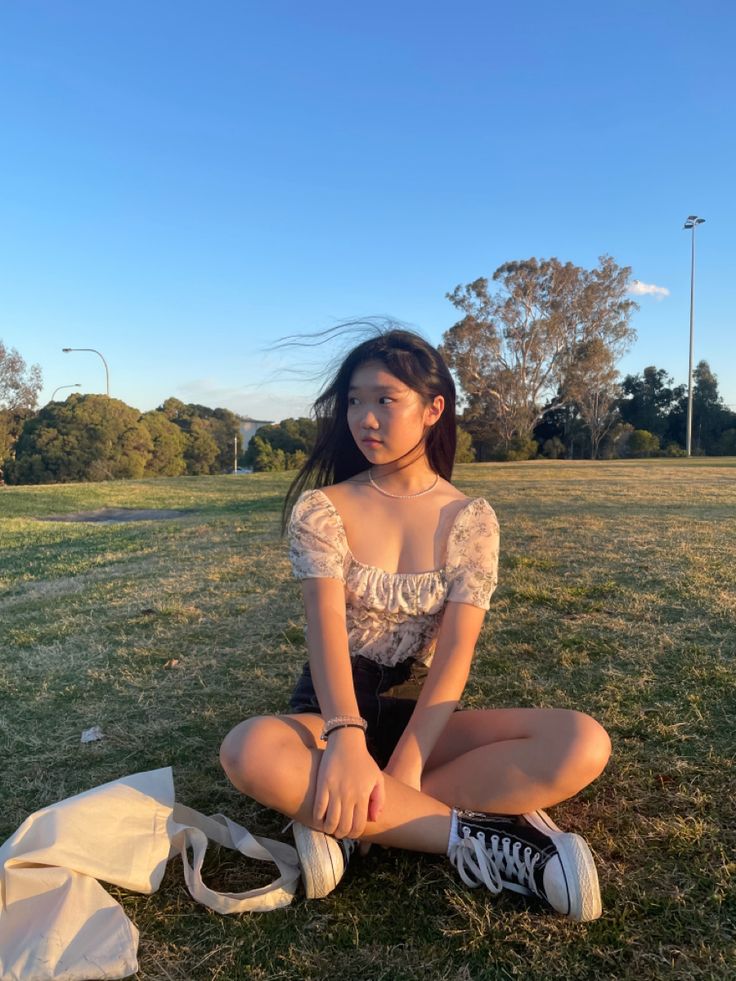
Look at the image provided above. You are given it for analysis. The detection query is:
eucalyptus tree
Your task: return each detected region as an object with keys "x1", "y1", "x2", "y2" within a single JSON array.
[
  {"x1": 0, "y1": 340, "x2": 42, "y2": 412},
  {"x1": 441, "y1": 256, "x2": 637, "y2": 455},
  {"x1": 0, "y1": 340, "x2": 43, "y2": 464},
  {"x1": 561, "y1": 337, "x2": 621, "y2": 459}
]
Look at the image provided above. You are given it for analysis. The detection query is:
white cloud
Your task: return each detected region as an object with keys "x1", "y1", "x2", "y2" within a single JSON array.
[{"x1": 628, "y1": 280, "x2": 670, "y2": 300}]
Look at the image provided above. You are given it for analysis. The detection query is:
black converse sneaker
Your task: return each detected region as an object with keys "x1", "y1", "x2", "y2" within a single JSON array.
[
  {"x1": 524, "y1": 807, "x2": 564, "y2": 835},
  {"x1": 292, "y1": 822, "x2": 356, "y2": 899},
  {"x1": 448, "y1": 810, "x2": 602, "y2": 922}
]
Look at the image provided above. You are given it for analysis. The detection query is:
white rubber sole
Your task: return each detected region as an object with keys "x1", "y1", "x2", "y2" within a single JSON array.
[
  {"x1": 292, "y1": 822, "x2": 345, "y2": 899},
  {"x1": 550, "y1": 830, "x2": 602, "y2": 922},
  {"x1": 524, "y1": 809, "x2": 602, "y2": 922}
]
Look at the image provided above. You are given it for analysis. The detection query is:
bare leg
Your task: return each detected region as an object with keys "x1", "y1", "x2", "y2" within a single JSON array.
[
  {"x1": 220, "y1": 707, "x2": 610, "y2": 847},
  {"x1": 422, "y1": 708, "x2": 611, "y2": 813},
  {"x1": 221, "y1": 708, "x2": 610, "y2": 921},
  {"x1": 220, "y1": 714, "x2": 452, "y2": 853}
]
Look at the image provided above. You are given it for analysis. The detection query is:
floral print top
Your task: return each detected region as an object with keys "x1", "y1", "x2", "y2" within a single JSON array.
[{"x1": 288, "y1": 488, "x2": 500, "y2": 667}]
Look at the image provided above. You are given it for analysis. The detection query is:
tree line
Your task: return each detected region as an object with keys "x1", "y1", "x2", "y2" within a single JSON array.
[
  {"x1": 533, "y1": 360, "x2": 735, "y2": 460},
  {"x1": 2, "y1": 253, "x2": 735, "y2": 483},
  {"x1": 1, "y1": 387, "x2": 243, "y2": 484},
  {"x1": 243, "y1": 418, "x2": 477, "y2": 471},
  {"x1": 203, "y1": 359, "x2": 736, "y2": 471},
  {"x1": 440, "y1": 255, "x2": 735, "y2": 459}
]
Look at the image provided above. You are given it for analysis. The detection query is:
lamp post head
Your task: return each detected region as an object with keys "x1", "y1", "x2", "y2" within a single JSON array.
[
  {"x1": 684, "y1": 216, "x2": 705, "y2": 229},
  {"x1": 62, "y1": 347, "x2": 72, "y2": 352}
]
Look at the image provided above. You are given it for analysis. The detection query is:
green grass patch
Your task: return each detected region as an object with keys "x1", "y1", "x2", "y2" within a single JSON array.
[{"x1": 2, "y1": 462, "x2": 735, "y2": 980}]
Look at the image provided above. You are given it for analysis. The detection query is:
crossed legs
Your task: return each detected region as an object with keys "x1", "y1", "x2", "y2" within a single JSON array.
[{"x1": 219, "y1": 707, "x2": 611, "y2": 855}]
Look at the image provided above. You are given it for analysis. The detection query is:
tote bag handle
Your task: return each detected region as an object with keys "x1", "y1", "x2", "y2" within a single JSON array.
[{"x1": 169, "y1": 803, "x2": 301, "y2": 913}]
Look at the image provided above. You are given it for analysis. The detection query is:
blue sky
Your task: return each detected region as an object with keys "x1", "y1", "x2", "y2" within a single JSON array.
[{"x1": 2, "y1": 1, "x2": 734, "y2": 421}]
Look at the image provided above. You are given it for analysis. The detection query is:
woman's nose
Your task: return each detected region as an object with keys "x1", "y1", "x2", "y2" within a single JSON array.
[{"x1": 360, "y1": 409, "x2": 379, "y2": 429}]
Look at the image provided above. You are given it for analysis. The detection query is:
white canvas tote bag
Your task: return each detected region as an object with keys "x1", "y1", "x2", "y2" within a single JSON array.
[{"x1": 0, "y1": 767, "x2": 301, "y2": 981}]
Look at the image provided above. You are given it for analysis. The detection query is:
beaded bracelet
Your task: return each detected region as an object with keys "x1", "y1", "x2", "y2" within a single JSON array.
[{"x1": 320, "y1": 715, "x2": 368, "y2": 741}]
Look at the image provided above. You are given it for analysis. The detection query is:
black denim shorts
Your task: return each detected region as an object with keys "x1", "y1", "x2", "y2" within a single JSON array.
[{"x1": 288, "y1": 655, "x2": 428, "y2": 768}]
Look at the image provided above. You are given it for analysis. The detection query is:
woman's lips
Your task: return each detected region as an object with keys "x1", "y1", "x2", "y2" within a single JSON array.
[{"x1": 362, "y1": 438, "x2": 382, "y2": 445}]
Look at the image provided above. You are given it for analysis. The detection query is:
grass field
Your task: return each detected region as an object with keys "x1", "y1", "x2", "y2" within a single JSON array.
[{"x1": 1, "y1": 460, "x2": 735, "y2": 981}]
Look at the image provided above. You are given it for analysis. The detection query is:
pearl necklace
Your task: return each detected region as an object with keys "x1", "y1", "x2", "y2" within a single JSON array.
[{"x1": 369, "y1": 469, "x2": 440, "y2": 499}]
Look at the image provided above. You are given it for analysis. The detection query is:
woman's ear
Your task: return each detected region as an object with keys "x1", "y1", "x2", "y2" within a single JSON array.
[{"x1": 425, "y1": 395, "x2": 445, "y2": 427}]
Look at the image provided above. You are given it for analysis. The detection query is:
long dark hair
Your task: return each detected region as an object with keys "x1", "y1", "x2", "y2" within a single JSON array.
[{"x1": 281, "y1": 326, "x2": 456, "y2": 532}]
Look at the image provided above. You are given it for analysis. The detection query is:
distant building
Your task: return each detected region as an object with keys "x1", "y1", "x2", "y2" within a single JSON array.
[{"x1": 237, "y1": 416, "x2": 273, "y2": 448}]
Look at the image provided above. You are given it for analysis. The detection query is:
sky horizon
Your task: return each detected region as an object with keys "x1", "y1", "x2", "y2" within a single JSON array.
[{"x1": 2, "y1": 2, "x2": 734, "y2": 423}]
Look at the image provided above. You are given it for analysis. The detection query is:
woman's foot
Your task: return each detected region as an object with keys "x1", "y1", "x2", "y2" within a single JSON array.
[
  {"x1": 448, "y1": 810, "x2": 602, "y2": 922},
  {"x1": 292, "y1": 822, "x2": 356, "y2": 899}
]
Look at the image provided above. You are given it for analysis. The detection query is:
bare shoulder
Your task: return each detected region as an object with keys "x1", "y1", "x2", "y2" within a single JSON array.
[
  {"x1": 318, "y1": 473, "x2": 370, "y2": 509},
  {"x1": 439, "y1": 478, "x2": 470, "y2": 503}
]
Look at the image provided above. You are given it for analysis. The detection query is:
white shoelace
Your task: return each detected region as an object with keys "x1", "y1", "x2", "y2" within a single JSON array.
[{"x1": 449, "y1": 830, "x2": 539, "y2": 896}]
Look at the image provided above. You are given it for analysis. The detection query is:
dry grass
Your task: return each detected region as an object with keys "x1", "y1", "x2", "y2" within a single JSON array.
[{"x1": 1, "y1": 461, "x2": 735, "y2": 980}]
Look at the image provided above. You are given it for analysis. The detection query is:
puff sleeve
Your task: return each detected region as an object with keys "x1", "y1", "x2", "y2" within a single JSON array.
[
  {"x1": 287, "y1": 489, "x2": 348, "y2": 581},
  {"x1": 445, "y1": 498, "x2": 500, "y2": 609}
]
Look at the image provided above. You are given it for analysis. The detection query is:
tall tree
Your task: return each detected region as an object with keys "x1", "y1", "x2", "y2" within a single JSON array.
[
  {"x1": 618, "y1": 366, "x2": 684, "y2": 440},
  {"x1": 0, "y1": 407, "x2": 35, "y2": 466},
  {"x1": 0, "y1": 341, "x2": 43, "y2": 466},
  {"x1": 686, "y1": 361, "x2": 734, "y2": 453},
  {"x1": 562, "y1": 338, "x2": 621, "y2": 459},
  {"x1": 0, "y1": 340, "x2": 42, "y2": 412},
  {"x1": 442, "y1": 256, "x2": 637, "y2": 453}
]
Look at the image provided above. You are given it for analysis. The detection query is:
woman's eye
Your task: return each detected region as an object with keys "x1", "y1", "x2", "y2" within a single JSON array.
[{"x1": 379, "y1": 397, "x2": 394, "y2": 404}]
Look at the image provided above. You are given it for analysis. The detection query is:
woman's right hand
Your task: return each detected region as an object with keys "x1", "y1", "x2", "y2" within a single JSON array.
[{"x1": 313, "y1": 727, "x2": 385, "y2": 839}]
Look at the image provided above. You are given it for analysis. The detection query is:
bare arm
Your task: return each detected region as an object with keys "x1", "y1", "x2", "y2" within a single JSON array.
[
  {"x1": 301, "y1": 577, "x2": 359, "y2": 719},
  {"x1": 300, "y1": 577, "x2": 385, "y2": 837},
  {"x1": 384, "y1": 600, "x2": 486, "y2": 789}
]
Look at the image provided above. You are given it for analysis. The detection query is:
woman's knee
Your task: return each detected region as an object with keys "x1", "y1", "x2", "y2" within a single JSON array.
[
  {"x1": 566, "y1": 711, "x2": 612, "y2": 785},
  {"x1": 219, "y1": 716, "x2": 288, "y2": 796}
]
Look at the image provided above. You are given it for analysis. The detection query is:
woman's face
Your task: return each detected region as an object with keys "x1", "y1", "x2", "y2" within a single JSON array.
[{"x1": 346, "y1": 360, "x2": 444, "y2": 465}]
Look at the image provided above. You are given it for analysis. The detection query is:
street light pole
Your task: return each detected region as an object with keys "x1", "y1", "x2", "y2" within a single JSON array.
[
  {"x1": 61, "y1": 348, "x2": 110, "y2": 396},
  {"x1": 50, "y1": 383, "x2": 81, "y2": 401},
  {"x1": 683, "y1": 216, "x2": 705, "y2": 457}
]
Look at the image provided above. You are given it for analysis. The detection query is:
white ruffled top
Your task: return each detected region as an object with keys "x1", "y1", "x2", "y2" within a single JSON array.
[{"x1": 288, "y1": 488, "x2": 499, "y2": 667}]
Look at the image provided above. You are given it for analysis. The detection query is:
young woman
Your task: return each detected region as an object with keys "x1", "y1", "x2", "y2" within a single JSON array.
[{"x1": 220, "y1": 328, "x2": 611, "y2": 921}]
